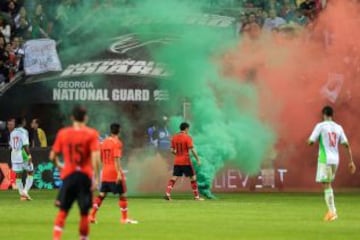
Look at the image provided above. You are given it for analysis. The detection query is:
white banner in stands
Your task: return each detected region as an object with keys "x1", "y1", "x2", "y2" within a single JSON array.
[
  {"x1": 24, "y1": 39, "x2": 62, "y2": 75},
  {"x1": 320, "y1": 72, "x2": 344, "y2": 103}
]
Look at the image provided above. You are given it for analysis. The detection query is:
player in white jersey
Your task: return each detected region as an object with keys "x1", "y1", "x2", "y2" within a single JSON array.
[
  {"x1": 10, "y1": 117, "x2": 33, "y2": 200},
  {"x1": 308, "y1": 106, "x2": 356, "y2": 221}
]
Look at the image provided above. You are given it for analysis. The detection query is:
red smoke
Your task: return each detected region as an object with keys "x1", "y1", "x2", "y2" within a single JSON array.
[{"x1": 224, "y1": 0, "x2": 360, "y2": 188}]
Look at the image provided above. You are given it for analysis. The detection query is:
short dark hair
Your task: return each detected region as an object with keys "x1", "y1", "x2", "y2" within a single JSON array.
[
  {"x1": 322, "y1": 106, "x2": 333, "y2": 117},
  {"x1": 72, "y1": 105, "x2": 87, "y2": 122},
  {"x1": 110, "y1": 123, "x2": 121, "y2": 135},
  {"x1": 15, "y1": 117, "x2": 25, "y2": 127},
  {"x1": 180, "y1": 122, "x2": 190, "y2": 131}
]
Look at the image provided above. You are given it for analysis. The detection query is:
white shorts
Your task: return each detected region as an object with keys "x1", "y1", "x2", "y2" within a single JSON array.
[
  {"x1": 12, "y1": 162, "x2": 34, "y2": 173},
  {"x1": 316, "y1": 163, "x2": 338, "y2": 183}
]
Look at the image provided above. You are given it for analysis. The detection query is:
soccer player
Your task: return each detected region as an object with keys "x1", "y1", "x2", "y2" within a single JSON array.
[
  {"x1": 10, "y1": 117, "x2": 33, "y2": 200},
  {"x1": 164, "y1": 122, "x2": 203, "y2": 200},
  {"x1": 50, "y1": 105, "x2": 101, "y2": 240},
  {"x1": 308, "y1": 106, "x2": 356, "y2": 221},
  {"x1": 89, "y1": 123, "x2": 138, "y2": 224}
]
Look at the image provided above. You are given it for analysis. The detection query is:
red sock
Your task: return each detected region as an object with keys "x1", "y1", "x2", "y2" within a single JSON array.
[
  {"x1": 90, "y1": 195, "x2": 105, "y2": 217},
  {"x1": 119, "y1": 196, "x2": 128, "y2": 220},
  {"x1": 53, "y1": 210, "x2": 68, "y2": 240},
  {"x1": 191, "y1": 180, "x2": 199, "y2": 198},
  {"x1": 79, "y1": 214, "x2": 89, "y2": 238},
  {"x1": 166, "y1": 179, "x2": 176, "y2": 195}
]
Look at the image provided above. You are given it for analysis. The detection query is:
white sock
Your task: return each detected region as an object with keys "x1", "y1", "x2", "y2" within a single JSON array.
[
  {"x1": 324, "y1": 188, "x2": 336, "y2": 213},
  {"x1": 16, "y1": 179, "x2": 24, "y2": 195},
  {"x1": 25, "y1": 175, "x2": 34, "y2": 192}
]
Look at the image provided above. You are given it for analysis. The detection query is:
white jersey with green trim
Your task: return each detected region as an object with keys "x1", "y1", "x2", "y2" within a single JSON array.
[
  {"x1": 309, "y1": 121, "x2": 348, "y2": 165},
  {"x1": 9, "y1": 127, "x2": 30, "y2": 163}
]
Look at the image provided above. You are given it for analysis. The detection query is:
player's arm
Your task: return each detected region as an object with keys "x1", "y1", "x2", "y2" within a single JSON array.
[
  {"x1": 90, "y1": 130, "x2": 101, "y2": 188},
  {"x1": 91, "y1": 150, "x2": 101, "y2": 187},
  {"x1": 20, "y1": 132, "x2": 32, "y2": 162},
  {"x1": 188, "y1": 137, "x2": 200, "y2": 165},
  {"x1": 49, "y1": 150, "x2": 62, "y2": 169},
  {"x1": 342, "y1": 142, "x2": 356, "y2": 174},
  {"x1": 50, "y1": 131, "x2": 62, "y2": 169},
  {"x1": 307, "y1": 140, "x2": 315, "y2": 146},
  {"x1": 23, "y1": 145, "x2": 32, "y2": 163},
  {"x1": 308, "y1": 124, "x2": 321, "y2": 146},
  {"x1": 190, "y1": 148, "x2": 201, "y2": 165},
  {"x1": 340, "y1": 128, "x2": 356, "y2": 174},
  {"x1": 170, "y1": 138, "x2": 176, "y2": 155},
  {"x1": 114, "y1": 157, "x2": 123, "y2": 182}
]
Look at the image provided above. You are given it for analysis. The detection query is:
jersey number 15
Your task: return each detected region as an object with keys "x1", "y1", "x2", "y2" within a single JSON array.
[{"x1": 68, "y1": 144, "x2": 85, "y2": 164}]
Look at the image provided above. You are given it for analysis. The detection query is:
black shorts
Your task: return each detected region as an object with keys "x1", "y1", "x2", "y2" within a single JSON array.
[
  {"x1": 55, "y1": 172, "x2": 92, "y2": 214},
  {"x1": 173, "y1": 165, "x2": 195, "y2": 177},
  {"x1": 100, "y1": 181, "x2": 126, "y2": 195}
]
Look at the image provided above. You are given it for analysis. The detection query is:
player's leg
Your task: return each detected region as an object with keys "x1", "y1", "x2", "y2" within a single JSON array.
[
  {"x1": 118, "y1": 177, "x2": 138, "y2": 224},
  {"x1": 317, "y1": 164, "x2": 337, "y2": 221},
  {"x1": 12, "y1": 163, "x2": 25, "y2": 199},
  {"x1": 89, "y1": 186, "x2": 108, "y2": 223},
  {"x1": 53, "y1": 176, "x2": 76, "y2": 240},
  {"x1": 186, "y1": 165, "x2": 203, "y2": 200},
  {"x1": 323, "y1": 165, "x2": 338, "y2": 221},
  {"x1": 164, "y1": 165, "x2": 180, "y2": 200},
  {"x1": 23, "y1": 162, "x2": 34, "y2": 200},
  {"x1": 77, "y1": 173, "x2": 93, "y2": 240}
]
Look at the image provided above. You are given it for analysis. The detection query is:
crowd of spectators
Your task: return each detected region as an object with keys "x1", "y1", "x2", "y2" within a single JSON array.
[
  {"x1": 234, "y1": 0, "x2": 326, "y2": 37},
  {"x1": 0, "y1": 117, "x2": 47, "y2": 148},
  {"x1": 0, "y1": 0, "x2": 330, "y2": 88},
  {"x1": 0, "y1": 0, "x2": 83, "y2": 87},
  {"x1": 0, "y1": 0, "x2": 136, "y2": 88}
]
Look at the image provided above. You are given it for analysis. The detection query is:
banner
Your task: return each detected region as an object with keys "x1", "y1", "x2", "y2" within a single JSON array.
[
  {"x1": 60, "y1": 60, "x2": 168, "y2": 78},
  {"x1": 24, "y1": 39, "x2": 62, "y2": 75},
  {"x1": 0, "y1": 148, "x2": 359, "y2": 191},
  {"x1": 321, "y1": 72, "x2": 344, "y2": 103}
]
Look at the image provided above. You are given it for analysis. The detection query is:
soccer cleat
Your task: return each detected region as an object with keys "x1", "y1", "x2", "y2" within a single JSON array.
[
  {"x1": 20, "y1": 195, "x2": 28, "y2": 201},
  {"x1": 163, "y1": 194, "x2": 172, "y2": 201},
  {"x1": 194, "y1": 196, "x2": 205, "y2": 201},
  {"x1": 120, "y1": 218, "x2": 138, "y2": 224},
  {"x1": 199, "y1": 189, "x2": 217, "y2": 199},
  {"x1": 21, "y1": 191, "x2": 32, "y2": 201},
  {"x1": 323, "y1": 211, "x2": 338, "y2": 221},
  {"x1": 88, "y1": 215, "x2": 97, "y2": 224}
]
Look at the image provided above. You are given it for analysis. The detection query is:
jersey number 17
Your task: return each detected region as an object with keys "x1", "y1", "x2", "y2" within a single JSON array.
[{"x1": 328, "y1": 132, "x2": 337, "y2": 147}]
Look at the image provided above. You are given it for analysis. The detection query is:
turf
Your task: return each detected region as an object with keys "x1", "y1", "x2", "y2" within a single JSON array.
[{"x1": 0, "y1": 190, "x2": 359, "y2": 240}]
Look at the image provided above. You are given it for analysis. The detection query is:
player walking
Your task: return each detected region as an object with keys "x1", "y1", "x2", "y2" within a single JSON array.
[
  {"x1": 89, "y1": 123, "x2": 138, "y2": 224},
  {"x1": 164, "y1": 122, "x2": 203, "y2": 201},
  {"x1": 50, "y1": 106, "x2": 101, "y2": 240},
  {"x1": 10, "y1": 117, "x2": 33, "y2": 200},
  {"x1": 308, "y1": 106, "x2": 356, "y2": 221}
]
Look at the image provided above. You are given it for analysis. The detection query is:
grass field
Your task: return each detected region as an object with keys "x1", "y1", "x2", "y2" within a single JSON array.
[{"x1": 0, "y1": 190, "x2": 359, "y2": 240}]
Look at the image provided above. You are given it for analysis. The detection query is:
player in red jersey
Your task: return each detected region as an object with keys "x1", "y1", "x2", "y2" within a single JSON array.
[
  {"x1": 50, "y1": 105, "x2": 100, "y2": 240},
  {"x1": 164, "y1": 122, "x2": 203, "y2": 200},
  {"x1": 89, "y1": 123, "x2": 138, "y2": 224}
]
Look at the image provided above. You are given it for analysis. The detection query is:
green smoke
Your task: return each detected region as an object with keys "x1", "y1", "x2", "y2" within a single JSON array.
[
  {"x1": 56, "y1": 0, "x2": 275, "y2": 197},
  {"x1": 124, "y1": 0, "x2": 275, "y2": 197}
]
